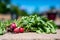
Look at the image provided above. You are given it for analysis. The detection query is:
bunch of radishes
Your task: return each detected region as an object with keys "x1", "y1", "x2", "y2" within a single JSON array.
[{"x1": 7, "y1": 23, "x2": 24, "y2": 33}]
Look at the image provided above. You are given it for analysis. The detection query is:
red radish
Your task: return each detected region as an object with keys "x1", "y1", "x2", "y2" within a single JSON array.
[
  {"x1": 19, "y1": 27, "x2": 24, "y2": 33},
  {"x1": 10, "y1": 23, "x2": 16, "y2": 29},
  {"x1": 14, "y1": 28, "x2": 19, "y2": 33}
]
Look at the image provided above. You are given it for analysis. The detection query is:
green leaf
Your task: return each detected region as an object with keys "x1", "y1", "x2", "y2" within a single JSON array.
[
  {"x1": 0, "y1": 28, "x2": 3, "y2": 35},
  {"x1": 36, "y1": 30, "x2": 41, "y2": 33}
]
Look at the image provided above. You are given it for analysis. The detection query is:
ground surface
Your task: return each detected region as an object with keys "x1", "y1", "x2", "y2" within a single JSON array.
[{"x1": 0, "y1": 29, "x2": 60, "y2": 40}]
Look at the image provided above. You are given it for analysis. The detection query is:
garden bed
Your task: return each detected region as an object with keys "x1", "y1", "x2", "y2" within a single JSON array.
[{"x1": 0, "y1": 29, "x2": 60, "y2": 40}]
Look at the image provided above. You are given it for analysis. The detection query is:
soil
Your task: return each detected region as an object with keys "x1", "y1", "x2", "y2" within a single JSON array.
[{"x1": 0, "y1": 29, "x2": 60, "y2": 40}]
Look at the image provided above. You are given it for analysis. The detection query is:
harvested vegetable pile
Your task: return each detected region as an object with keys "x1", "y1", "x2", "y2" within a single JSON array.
[
  {"x1": 0, "y1": 15, "x2": 57, "y2": 35},
  {"x1": 15, "y1": 15, "x2": 57, "y2": 34}
]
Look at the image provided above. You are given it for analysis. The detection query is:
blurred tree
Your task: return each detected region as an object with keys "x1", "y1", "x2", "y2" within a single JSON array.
[
  {"x1": 49, "y1": 6, "x2": 56, "y2": 12},
  {"x1": 0, "y1": 0, "x2": 28, "y2": 16},
  {"x1": 10, "y1": 5, "x2": 29, "y2": 20},
  {"x1": 0, "y1": 0, "x2": 10, "y2": 13},
  {"x1": 20, "y1": 9, "x2": 29, "y2": 16},
  {"x1": 0, "y1": 2, "x2": 6, "y2": 13},
  {"x1": 0, "y1": 0, "x2": 2, "y2": 2},
  {"x1": 32, "y1": 12, "x2": 39, "y2": 16},
  {"x1": 10, "y1": 5, "x2": 29, "y2": 16},
  {"x1": 4, "y1": 0, "x2": 11, "y2": 12},
  {"x1": 4, "y1": 0, "x2": 10, "y2": 4},
  {"x1": 50, "y1": 6, "x2": 56, "y2": 10},
  {"x1": 32, "y1": 7, "x2": 39, "y2": 16}
]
